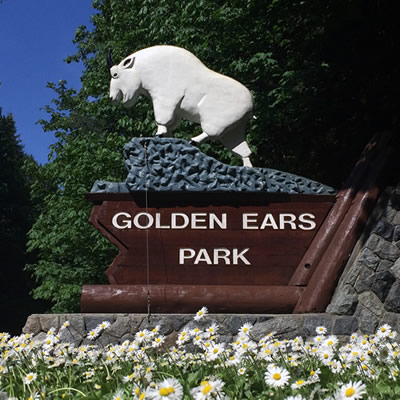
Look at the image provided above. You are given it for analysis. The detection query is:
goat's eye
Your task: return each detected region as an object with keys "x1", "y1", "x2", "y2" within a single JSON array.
[{"x1": 123, "y1": 58, "x2": 131, "y2": 67}]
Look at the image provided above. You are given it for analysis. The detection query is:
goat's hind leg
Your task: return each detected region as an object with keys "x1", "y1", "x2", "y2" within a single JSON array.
[
  {"x1": 190, "y1": 132, "x2": 210, "y2": 145},
  {"x1": 219, "y1": 128, "x2": 252, "y2": 167}
]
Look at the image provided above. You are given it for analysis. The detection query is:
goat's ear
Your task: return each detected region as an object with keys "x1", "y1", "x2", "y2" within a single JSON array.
[{"x1": 122, "y1": 56, "x2": 135, "y2": 69}]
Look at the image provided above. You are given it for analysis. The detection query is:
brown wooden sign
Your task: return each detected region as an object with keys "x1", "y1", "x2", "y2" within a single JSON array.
[{"x1": 82, "y1": 192, "x2": 335, "y2": 313}]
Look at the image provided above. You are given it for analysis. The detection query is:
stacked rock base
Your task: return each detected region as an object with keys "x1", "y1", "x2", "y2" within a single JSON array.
[{"x1": 23, "y1": 312, "x2": 375, "y2": 346}]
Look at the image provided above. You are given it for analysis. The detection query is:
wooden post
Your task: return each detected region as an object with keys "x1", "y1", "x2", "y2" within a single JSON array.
[
  {"x1": 294, "y1": 139, "x2": 392, "y2": 313},
  {"x1": 289, "y1": 132, "x2": 392, "y2": 287},
  {"x1": 81, "y1": 284, "x2": 304, "y2": 313}
]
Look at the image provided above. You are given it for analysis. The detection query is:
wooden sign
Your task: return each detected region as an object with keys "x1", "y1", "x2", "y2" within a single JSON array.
[{"x1": 82, "y1": 192, "x2": 335, "y2": 313}]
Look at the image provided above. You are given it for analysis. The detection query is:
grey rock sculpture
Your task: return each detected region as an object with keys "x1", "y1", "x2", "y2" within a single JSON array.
[{"x1": 91, "y1": 137, "x2": 336, "y2": 195}]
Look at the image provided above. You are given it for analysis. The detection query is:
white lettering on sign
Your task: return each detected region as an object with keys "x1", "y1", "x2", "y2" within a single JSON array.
[
  {"x1": 171, "y1": 213, "x2": 189, "y2": 229},
  {"x1": 112, "y1": 212, "x2": 132, "y2": 229},
  {"x1": 260, "y1": 213, "x2": 279, "y2": 230},
  {"x1": 242, "y1": 213, "x2": 316, "y2": 230},
  {"x1": 242, "y1": 213, "x2": 258, "y2": 229},
  {"x1": 179, "y1": 248, "x2": 250, "y2": 265},
  {"x1": 112, "y1": 212, "x2": 227, "y2": 230},
  {"x1": 298, "y1": 213, "x2": 317, "y2": 230},
  {"x1": 112, "y1": 212, "x2": 316, "y2": 231},
  {"x1": 133, "y1": 212, "x2": 154, "y2": 229}
]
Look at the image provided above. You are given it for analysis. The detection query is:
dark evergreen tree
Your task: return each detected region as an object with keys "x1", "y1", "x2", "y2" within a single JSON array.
[{"x1": 0, "y1": 109, "x2": 47, "y2": 333}]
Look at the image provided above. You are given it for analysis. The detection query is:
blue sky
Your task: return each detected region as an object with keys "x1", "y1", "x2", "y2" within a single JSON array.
[{"x1": 0, "y1": 0, "x2": 95, "y2": 164}]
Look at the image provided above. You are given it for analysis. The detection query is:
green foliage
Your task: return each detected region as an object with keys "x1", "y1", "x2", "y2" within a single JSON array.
[
  {"x1": 28, "y1": 0, "x2": 400, "y2": 311},
  {"x1": 0, "y1": 109, "x2": 42, "y2": 332},
  {"x1": 0, "y1": 110, "x2": 32, "y2": 238}
]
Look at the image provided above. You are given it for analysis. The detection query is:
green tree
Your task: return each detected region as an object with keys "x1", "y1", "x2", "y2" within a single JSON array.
[
  {"x1": 28, "y1": 0, "x2": 400, "y2": 311},
  {"x1": 0, "y1": 109, "x2": 46, "y2": 333}
]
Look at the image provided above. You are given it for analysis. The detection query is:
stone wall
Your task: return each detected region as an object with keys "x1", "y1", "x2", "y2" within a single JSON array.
[
  {"x1": 23, "y1": 312, "x2": 360, "y2": 346},
  {"x1": 327, "y1": 183, "x2": 400, "y2": 333}
]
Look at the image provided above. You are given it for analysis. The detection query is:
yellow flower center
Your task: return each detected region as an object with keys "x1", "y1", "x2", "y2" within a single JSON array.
[
  {"x1": 296, "y1": 379, "x2": 305, "y2": 385},
  {"x1": 273, "y1": 373, "x2": 281, "y2": 380},
  {"x1": 159, "y1": 386, "x2": 175, "y2": 396},
  {"x1": 201, "y1": 383, "x2": 212, "y2": 395},
  {"x1": 345, "y1": 388, "x2": 355, "y2": 397},
  {"x1": 139, "y1": 394, "x2": 145, "y2": 400},
  {"x1": 213, "y1": 348, "x2": 219, "y2": 354}
]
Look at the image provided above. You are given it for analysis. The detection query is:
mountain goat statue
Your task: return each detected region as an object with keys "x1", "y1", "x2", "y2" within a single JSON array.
[{"x1": 108, "y1": 45, "x2": 253, "y2": 167}]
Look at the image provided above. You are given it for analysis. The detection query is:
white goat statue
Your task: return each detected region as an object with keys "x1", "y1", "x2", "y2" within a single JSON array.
[{"x1": 108, "y1": 45, "x2": 253, "y2": 167}]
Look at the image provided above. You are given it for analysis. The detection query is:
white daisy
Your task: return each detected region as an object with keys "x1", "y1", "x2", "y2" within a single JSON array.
[
  {"x1": 152, "y1": 335, "x2": 166, "y2": 348},
  {"x1": 46, "y1": 327, "x2": 56, "y2": 336},
  {"x1": 123, "y1": 372, "x2": 136, "y2": 383},
  {"x1": 206, "y1": 343, "x2": 225, "y2": 361},
  {"x1": 113, "y1": 389, "x2": 124, "y2": 400},
  {"x1": 324, "y1": 335, "x2": 339, "y2": 348},
  {"x1": 290, "y1": 378, "x2": 307, "y2": 389},
  {"x1": 376, "y1": 324, "x2": 392, "y2": 338},
  {"x1": 23, "y1": 371, "x2": 37, "y2": 385},
  {"x1": 239, "y1": 322, "x2": 253, "y2": 336},
  {"x1": 315, "y1": 326, "x2": 327, "y2": 335},
  {"x1": 147, "y1": 378, "x2": 183, "y2": 399},
  {"x1": 337, "y1": 380, "x2": 366, "y2": 399},
  {"x1": 205, "y1": 323, "x2": 219, "y2": 336},
  {"x1": 87, "y1": 329, "x2": 100, "y2": 341},
  {"x1": 190, "y1": 378, "x2": 226, "y2": 400},
  {"x1": 98, "y1": 321, "x2": 112, "y2": 330},
  {"x1": 194, "y1": 307, "x2": 208, "y2": 321},
  {"x1": 264, "y1": 365, "x2": 290, "y2": 388}
]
